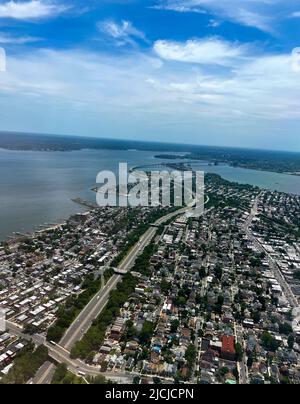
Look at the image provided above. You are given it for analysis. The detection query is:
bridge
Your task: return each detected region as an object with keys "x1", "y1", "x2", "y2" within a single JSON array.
[
  {"x1": 131, "y1": 161, "x2": 192, "y2": 173},
  {"x1": 113, "y1": 267, "x2": 129, "y2": 275},
  {"x1": 131, "y1": 163, "x2": 169, "y2": 172}
]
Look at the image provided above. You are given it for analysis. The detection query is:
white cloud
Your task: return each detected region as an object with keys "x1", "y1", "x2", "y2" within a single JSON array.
[
  {"x1": 0, "y1": 0, "x2": 68, "y2": 20},
  {"x1": 153, "y1": 0, "x2": 283, "y2": 32},
  {"x1": 152, "y1": 3, "x2": 205, "y2": 14},
  {"x1": 0, "y1": 43, "x2": 299, "y2": 148},
  {"x1": 153, "y1": 38, "x2": 249, "y2": 65},
  {"x1": 208, "y1": 19, "x2": 220, "y2": 28},
  {"x1": 291, "y1": 11, "x2": 300, "y2": 18},
  {"x1": 0, "y1": 33, "x2": 42, "y2": 44},
  {"x1": 98, "y1": 19, "x2": 147, "y2": 46},
  {"x1": 232, "y1": 8, "x2": 273, "y2": 32},
  {"x1": 0, "y1": 47, "x2": 5, "y2": 71}
]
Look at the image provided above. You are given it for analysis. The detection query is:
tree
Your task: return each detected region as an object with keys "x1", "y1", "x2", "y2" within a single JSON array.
[
  {"x1": 293, "y1": 270, "x2": 300, "y2": 281},
  {"x1": 24, "y1": 323, "x2": 38, "y2": 335},
  {"x1": 252, "y1": 311, "x2": 261, "y2": 324},
  {"x1": 215, "y1": 264, "x2": 223, "y2": 280},
  {"x1": 235, "y1": 343, "x2": 243, "y2": 361},
  {"x1": 261, "y1": 331, "x2": 279, "y2": 352},
  {"x1": 185, "y1": 344, "x2": 197, "y2": 367},
  {"x1": 288, "y1": 335, "x2": 295, "y2": 350},
  {"x1": 47, "y1": 325, "x2": 64, "y2": 343},
  {"x1": 219, "y1": 367, "x2": 229, "y2": 377},
  {"x1": 247, "y1": 355, "x2": 254, "y2": 368},
  {"x1": 133, "y1": 376, "x2": 141, "y2": 385},
  {"x1": 0, "y1": 344, "x2": 48, "y2": 385},
  {"x1": 199, "y1": 266, "x2": 206, "y2": 279},
  {"x1": 161, "y1": 279, "x2": 171, "y2": 294},
  {"x1": 52, "y1": 363, "x2": 87, "y2": 384},
  {"x1": 170, "y1": 320, "x2": 180, "y2": 334},
  {"x1": 279, "y1": 322, "x2": 293, "y2": 336},
  {"x1": 124, "y1": 320, "x2": 138, "y2": 341},
  {"x1": 71, "y1": 273, "x2": 138, "y2": 360},
  {"x1": 90, "y1": 375, "x2": 107, "y2": 385},
  {"x1": 250, "y1": 257, "x2": 262, "y2": 268},
  {"x1": 139, "y1": 321, "x2": 155, "y2": 345},
  {"x1": 214, "y1": 295, "x2": 224, "y2": 315},
  {"x1": 52, "y1": 363, "x2": 68, "y2": 384}
]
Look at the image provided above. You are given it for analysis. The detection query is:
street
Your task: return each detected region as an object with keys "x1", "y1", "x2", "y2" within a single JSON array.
[{"x1": 16, "y1": 206, "x2": 194, "y2": 384}]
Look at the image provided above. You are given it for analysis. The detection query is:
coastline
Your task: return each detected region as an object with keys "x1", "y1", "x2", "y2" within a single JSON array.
[
  {"x1": 1, "y1": 212, "x2": 85, "y2": 245},
  {"x1": 153, "y1": 154, "x2": 300, "y2": 177},
  {"x1": 1, "y1": 145, "x2": 300, "y2": 243},
  {"x1": 1, "y1": 145, "x2": 299, "y2": 177},
  {"x1": 1, "y1": 130, "x2": 300, "y2": 177}
]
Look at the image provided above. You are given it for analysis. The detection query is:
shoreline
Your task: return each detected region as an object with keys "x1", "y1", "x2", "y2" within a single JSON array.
[
  {"x1": 1, "y1": 142, "x2": 300, "y2": 177},
  {"x1": 1, "y1": 204, "x2": 90, "y2": 245},
  {"x1": 1, "y1": 149, "x2": 300, "y2": 243},
  {"x1": 153, "y1": 154, "x2": 300, "y2": 177}
]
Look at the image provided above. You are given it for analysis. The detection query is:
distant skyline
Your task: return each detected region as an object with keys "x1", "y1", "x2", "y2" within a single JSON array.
[{"x1": 0, "y1": 0, "x2": 300, "y2": 152}]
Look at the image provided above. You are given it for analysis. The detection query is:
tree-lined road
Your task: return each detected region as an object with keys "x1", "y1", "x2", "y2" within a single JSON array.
[
  {"x1": 60, "y1": 274, "x2": 121, "y2": 351},
  {"x1": 31, "y1": 362, "x2": 56, "y2": 385},
  {"x1": 7, "y1": 199, "x2": 208, "y2": 384},
  {"x1": 24, "y1": 207, "x2": 194, "y2": 383}
]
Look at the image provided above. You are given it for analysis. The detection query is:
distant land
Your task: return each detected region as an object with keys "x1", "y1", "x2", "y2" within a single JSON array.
[
  {"x1": 0, "y1": 131, "x2": 300, "y2": 175},
  {"x1": 154, "y1": 152, "x2": 300, "y2": 176}
]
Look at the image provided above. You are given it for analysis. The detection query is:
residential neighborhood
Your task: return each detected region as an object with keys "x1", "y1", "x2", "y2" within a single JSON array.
[{"x1": 1, "y1": 173, "x2": 299, "y2": 384}]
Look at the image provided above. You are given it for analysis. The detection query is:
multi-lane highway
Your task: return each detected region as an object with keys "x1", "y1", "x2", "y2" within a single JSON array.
[
  {"x1": 55, "y1": 213, "x2": 173, "y2": 352},
  {"x1": 5, "y1": 188, "x2": 212, "y2": 385},
  {"x1": 60, "y1": 275, "x2": 121, "y2": 351},
  {"x1": 59, "y1": 208, "x2": 184, "y2": 352},
  {"x1": 31, "y1": 362, "x2": 56, "y2": 385},
  {"x1": 18, "y1": 206, "x2": 193, "y2": 384}
]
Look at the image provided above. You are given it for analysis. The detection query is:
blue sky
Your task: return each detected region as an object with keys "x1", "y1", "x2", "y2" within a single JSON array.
[{"x1": 0, "y1": 0, "x2": 300, "y2": 151}]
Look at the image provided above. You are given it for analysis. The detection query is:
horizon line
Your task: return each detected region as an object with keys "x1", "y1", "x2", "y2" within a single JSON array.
[{"x1": 0, "y1": 129, "x2": 299, "y2": 155}]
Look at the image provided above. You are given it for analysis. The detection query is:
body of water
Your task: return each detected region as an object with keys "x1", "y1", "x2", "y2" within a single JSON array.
[
  {"x1": 190, "y1": 161, "x2": 300, "y2": 194},
  {"x1": 0, "y1": 148, "x2": 299, "y2": 241}
]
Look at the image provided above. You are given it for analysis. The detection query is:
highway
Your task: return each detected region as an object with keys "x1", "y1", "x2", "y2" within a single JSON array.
[
  {"x1": 60, "y1": 274, "x2": 121, "y2": 351},
  {"x1": 5, "y1": 321, "x2": 131, "y2": 383},
  {"x1": 42, "y1": 208, "x2": 188, "y2": 383},
  {"x1": 31, "y1": 361, "x2": 56, "y2": 385},
  {"x1": 15, "y1": 206, "x2": 193, "y2": 384},
  {"x1": 6, "y1": 190, "x2": 209, "y2": 385},
  {"x1": 57, "y1": 208, "x2": 177, "y2": 352},
  {"x1": 17, "y1": 192, "x2": 294, "y2": 385},
  {"x1": 5, "y1": 192, "x2": 210, "y2": 384}
]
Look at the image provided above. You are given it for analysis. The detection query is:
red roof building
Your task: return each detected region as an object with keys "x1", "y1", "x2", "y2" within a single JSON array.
[{"x1": 221, "y1": 336, "x2": 236, "y2": 361}]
